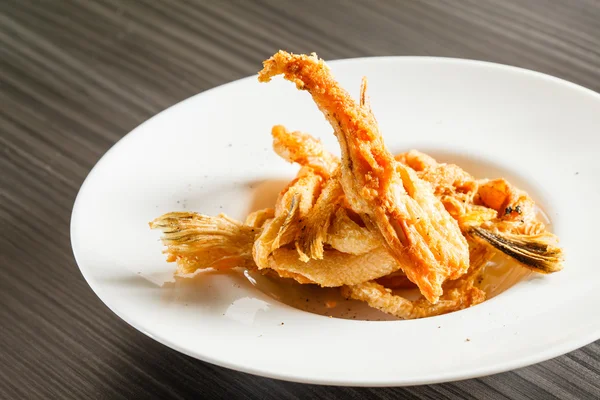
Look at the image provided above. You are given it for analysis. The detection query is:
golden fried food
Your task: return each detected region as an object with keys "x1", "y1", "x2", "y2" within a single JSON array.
[
  {"x1": 245, "y1": 208, "x2": 275, "y2": 228},
  {"x1": 396, "y1": 149, "x2": 495, "y2": 230},
  {"x1": 295, "y1": 172, "x2": 344, "y2": 261},
  {"x1": 259, "y1": 51, "x2": 469, "y2": 304},
  {"x1": 268, "y1": 121, "x2": 564, "y2": 276},
  {"x1": 470, "y1": 177, "x2": 563, "y2": 273},
  {"x1": 476, "y1": 178, "x2": 542, "y2": 235},
  {"x1": 326, "y1": 208, "x2": 380, "y2": 255},
  {"x1": 151, "y1": 212, "x2": 404, "y2": 287},
  {"x1": 149, "y1": 212, "x2": 256, "y2": 275},
  {"x1": 270, "y1": 247, "x2": 402, "y2": 287},
  {"x1": 396, "y1": 150, "x2": 563, "y2": 273},
  {"x1": 272, "y1": 125, "x2": 339, "y2": 177},
  {"x1": 149, "y1": 51, "x2": 564, "y2": 320},
  {"x1": 341, "y1": 280, "x2": 485, "y2": 320},
  {"x1": 341, "y1": 243, "x2": 492, "y2": 319},
  {"x1": 253, "y1": 167, "x2": 322, "y2": 269}
]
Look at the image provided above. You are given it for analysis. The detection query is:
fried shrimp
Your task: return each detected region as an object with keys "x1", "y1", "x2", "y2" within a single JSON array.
[{"x1": 259, "y1": 51, "x2": 469, "y2": 303}]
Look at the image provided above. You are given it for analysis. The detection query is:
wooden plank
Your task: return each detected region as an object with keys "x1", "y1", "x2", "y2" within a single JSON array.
[{"x1": 1, "y1": 0, "x2": 599, "y2": 398}]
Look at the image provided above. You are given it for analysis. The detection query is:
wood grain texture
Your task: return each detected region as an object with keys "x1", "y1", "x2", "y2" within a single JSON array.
[{"x1": 1, "y1": 0, "x2": 599, "y2": 398}]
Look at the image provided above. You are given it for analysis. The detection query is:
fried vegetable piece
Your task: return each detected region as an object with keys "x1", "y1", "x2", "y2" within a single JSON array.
[
  {"x1": 272, "y1": 125, "x2": 339, "y2": 177},
  {"x1": 342, "y1": 243, "x2": 493, "y2": 319},
  {"x1": 151, "y1": 212, "x2": 406, "y2": 287},
  {"x1": 272, "y1": 125, "x2": 344, "y2": 261},
  {"x1": 396, "y1": 150, "x2": 496, "y2": 230},
  {"x1": 271, "y1": 129, "x2": 564, "y2": 273},
  {"x1": 295, "y1": 172, "x2": 344, "y2": 261},
  {"x1": 245, "y1": 208, "x2": 275, "y2": 228},
  {"x1": 150, "y1": 52, "x2": 565, "y2": 320},
  {"x1": 342, "y1": 281, "x2": 485, "y2": 319},
  {"x1": 149, "y1": 212, "x2": 256, "y2": 275},
  {"x1": 253, "y1": 167, "x2": 322, "y2": 269},
  {"x1": 397, "y1": 151, "x2": 564, "y2": 273},
  {"x1": 270, "y1": 247, "x2": 403, "y2": 287},
  {"x1": 327, "y1": 208, "x2": 380, "y2": 255},
  {"x1": 259, "y1": 51, "x2": 469, "y2": 303}
]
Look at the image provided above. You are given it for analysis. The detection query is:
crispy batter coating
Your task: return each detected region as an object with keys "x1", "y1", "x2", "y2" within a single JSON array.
[
  {"x1": 253, "y1": 167, "x2": 322, "y2": 269},
  {"x1": 270, "y1": 247, "x2": 402, "y2": 287},
  {"x1": 327, "y1": 208, "x2": 381, "y2": 255},
  {"x1": 295, "y1": 171, "x2": 344, "y2": 261},
  {"x1": 397, "y1": 150, "x2": 564, "y2": 273},
  {"x1": 267, "y1": 125, "x2": 564, "y2": 276},
  {"x1": 272, "y1": 125, "x2": 339, "y2": 177},
  {"x1": 151, "y1": 212, "x2": 404, "y2": 287},
  {"x1": 341, "y1": 281, "x2": 486, "y2": 319},
  {"x1": 341, "y1": 243, "x2": 492, "y2": 319},
  {"x1": 259, "y1": 51, "x2": 469, "y2": 303},
  {"x1": 149, "y1": 51, "x2": 564, "y2": 319},
  {"x1": 245, "y1": 208, "x2": 275, "y2": 228}
]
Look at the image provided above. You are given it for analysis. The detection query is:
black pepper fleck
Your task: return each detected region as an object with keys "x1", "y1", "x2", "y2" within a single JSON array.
[{"x1": 515, "y1": 205, "x2": 522, "y2": 214}]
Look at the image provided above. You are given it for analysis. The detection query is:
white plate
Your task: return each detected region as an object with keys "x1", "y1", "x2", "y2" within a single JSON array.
[{"x1": 71, "y1": 57, "x2": 600, "y2": 386}]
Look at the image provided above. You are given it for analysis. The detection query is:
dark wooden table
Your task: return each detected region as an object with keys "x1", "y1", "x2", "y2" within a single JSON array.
[{"x1": 2, "y1": 1, "x2": 599, "y2": 398}]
